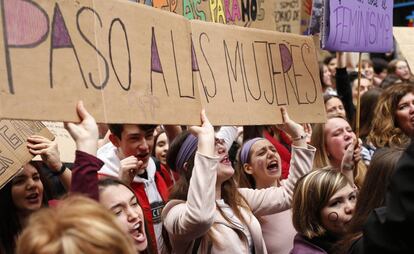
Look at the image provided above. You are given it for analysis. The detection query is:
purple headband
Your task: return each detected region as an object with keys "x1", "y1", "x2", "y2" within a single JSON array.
[
  {"x1": 175, "y1": 134, "x2": 198, "y2": 170},
  {"x1": 240, "y1": 138, "x2": 265, "y2": 165}
]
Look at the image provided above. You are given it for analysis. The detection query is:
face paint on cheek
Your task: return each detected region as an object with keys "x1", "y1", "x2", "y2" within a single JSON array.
[{"x1": 328, "y1": 212, "x2": 339, "y2": 222}]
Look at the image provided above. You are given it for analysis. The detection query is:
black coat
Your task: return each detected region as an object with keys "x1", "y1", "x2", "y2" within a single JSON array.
[{"x1": 360, "y1": 141, "x2": 414, "y2": 253}]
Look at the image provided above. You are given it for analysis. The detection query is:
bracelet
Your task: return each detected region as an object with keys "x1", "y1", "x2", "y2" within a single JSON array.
[
  {"x1": 53, "y1": 164, "x2": 67, "y2": 176},
  {"x1": 292, "y1": 133, "x2": 307, "y2": 141}
]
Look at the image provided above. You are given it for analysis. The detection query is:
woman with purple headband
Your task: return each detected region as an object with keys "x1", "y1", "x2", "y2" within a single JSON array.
[
  {"x1": 162, "y1": 108, "x2": 315, "y2": 254},
  {"x1": 235, "y1": 125, "x2": 310, "y2": 254}
]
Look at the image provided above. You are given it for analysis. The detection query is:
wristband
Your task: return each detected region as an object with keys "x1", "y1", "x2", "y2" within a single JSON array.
[{"x1": 53, "y1": 164, "x2": 67, "y2": 176}]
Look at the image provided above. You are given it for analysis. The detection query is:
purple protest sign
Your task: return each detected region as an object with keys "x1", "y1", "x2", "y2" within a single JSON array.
[{"x1": 322, "y1": 0, "x2": 393, "y2": 53}]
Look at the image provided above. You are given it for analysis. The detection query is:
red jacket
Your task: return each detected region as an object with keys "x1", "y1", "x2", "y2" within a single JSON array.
[
  {"x1": 264, "y1": 130, "x2": 292, "y2": 179},
  {"x1": 130, "y1": 163, "x2": 172, "y2": 253}
]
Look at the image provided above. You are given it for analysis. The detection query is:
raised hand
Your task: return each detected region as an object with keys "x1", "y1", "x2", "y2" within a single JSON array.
[
  {"x1": 27, "y1": 135, "x2": 62, "y2": 172},
  {"x1": 276, "y1": 107, "x2": 307, "y2": 147},
  {"x1": 340, "y1": 139, "x2": 361, "y2": 186},
  {"x1": 353, "y1": 138, "x2": 362, "y2": 164},
  {"x1": 302, "y1": 123, "x2": 312, "y2": 143},
  {"x1": 188, "y1": 109, "x2": 215, "y2": 157},
  {"x1": 64, "y1": 101, "x2": 99, "y2": 155}
]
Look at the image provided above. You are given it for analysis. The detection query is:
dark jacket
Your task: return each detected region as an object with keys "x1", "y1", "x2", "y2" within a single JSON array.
[
  {"x1": 361, "y1": 141, "x2": 414, "y2": 253},
  {"x1": 335, "y1": 67, "x2": 355, "y2": 124}
]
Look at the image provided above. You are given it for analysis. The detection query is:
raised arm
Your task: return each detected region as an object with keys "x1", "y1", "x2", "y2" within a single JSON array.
[
  {"x1": 65, "y1": 101, "x2": 103, "y2": 201},
  {"x1": 27, "y1": 135, "x2": 71, "y2": 190},
  {"x1": 340, "y1": 139, "x2": 363, "y2": 187},
  {"x1": 239, "y1": 108, "x2": 316, "y2": 216},
  {"x1": 336, "y1": 52, "x2": 355, "y2": 122},
  {"x1": 164, "y1": 125, "x2": 182, "y2": 144},
  {"x1": 162, "y1": 110, "x2": 219, "y2": 240}
]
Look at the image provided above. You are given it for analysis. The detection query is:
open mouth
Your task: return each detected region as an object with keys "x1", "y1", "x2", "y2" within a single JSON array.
[
  {"x1": 344, "y1": 142, "x2": 353, "y2": 150},
  {"x1": 220, "y1": 155, "x2": 231, "y2": 166},
  {"x1": 26, "y1": 192, "x2": 40, "y2": 204},
  {"x1": 129, "y1": 221, "x2": 146, "y2": 244},
  {"x1": 135, "y1": 153, "x2": 149, "y2": 161},
  {"x1": 267, "y1": 161, "x2": 279, "y2": 173}
]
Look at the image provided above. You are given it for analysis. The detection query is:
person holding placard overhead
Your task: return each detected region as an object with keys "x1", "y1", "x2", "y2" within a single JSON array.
[
  {"x1": 62, "y1": 101, "x2": 151, "y2": 254},
  {"x1": 235, "y1": 132, "x2": 309, "y2": 254},
  {"x1": 162, "y1": 108, "x2": 315, "y2": 253}
]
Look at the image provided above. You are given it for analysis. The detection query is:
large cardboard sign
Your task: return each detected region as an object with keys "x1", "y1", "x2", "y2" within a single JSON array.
[
  {"x1": 0, "y1": 0, "x2": 199, "y2": 125},
  {"x1": 0, "y1": 120, "x2": 53, "y2": 189},
  {"x1": 0, "y1": 0, "x2": 325, "y2": 125},
  {"x1": 321, "y1": 0, "x2": 393, "y2": 53},
  {"x1": 191, "y1": 21, "x2": 324, "y2": 125},
  {"x1": 394, "y1": 27, "x2": 414, "y2": 71}
]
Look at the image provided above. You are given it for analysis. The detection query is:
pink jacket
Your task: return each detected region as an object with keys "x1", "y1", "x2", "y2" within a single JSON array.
[{"x1": 162, "y1": 145, "x2": 315, "y2": 254}]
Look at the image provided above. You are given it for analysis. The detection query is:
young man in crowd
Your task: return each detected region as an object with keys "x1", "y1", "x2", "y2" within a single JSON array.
[{"x1": 98, "y1": 124, "x2": 174, "y2": 254}]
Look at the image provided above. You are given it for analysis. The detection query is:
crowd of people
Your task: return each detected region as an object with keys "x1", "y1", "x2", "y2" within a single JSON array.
[{"x1": 1, "y1": 47, "x2": 414, "y2": 254}]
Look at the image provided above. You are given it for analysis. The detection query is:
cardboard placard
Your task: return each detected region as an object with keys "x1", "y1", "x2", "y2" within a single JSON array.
[
  {"x1": 394, "y1": 27, "x2": 414, "y2": 71},
  {"x1": 0, "y1": 0, "x2": 325, "y2": 125},
  {"x1": 0, "y1": 120, "x2": 53, "y2": 189},
  {"x1": 154, "y1": 0, "x2": 302, "y2": 33},
  {"x1": 273, "y1": 0, "x2": 301, "y2": 34},
  {"x1": 190, "y1": 20, "x2": 325, "y2": 125},
  {"x1": 321, "y1": 0, "x2": 393, "y2": 53}
]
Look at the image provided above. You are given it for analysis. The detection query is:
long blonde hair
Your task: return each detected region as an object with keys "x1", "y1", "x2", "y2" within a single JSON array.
[
  {"x1": 311, "y1": 116, "x2": 366, "y2": 188},
  {"x1": 16, "y1": 195, "x2": 136, "y2": 254}
]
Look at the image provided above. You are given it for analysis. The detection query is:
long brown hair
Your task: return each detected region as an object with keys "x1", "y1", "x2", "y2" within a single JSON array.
[
  {"x1": 359, "y1": 87, "x2": 383, "y2": 140},
  {"x1": 367, "y1": 83, "x2": 414, "y2": 148},
  {"x1": 335, "y1": 147, "x2": 403, "y2": 253}
]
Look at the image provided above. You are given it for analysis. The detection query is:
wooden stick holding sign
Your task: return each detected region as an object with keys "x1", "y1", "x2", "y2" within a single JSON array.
[{"x1": 355, "y1": 52, "x2": 362, "y2": 140}]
